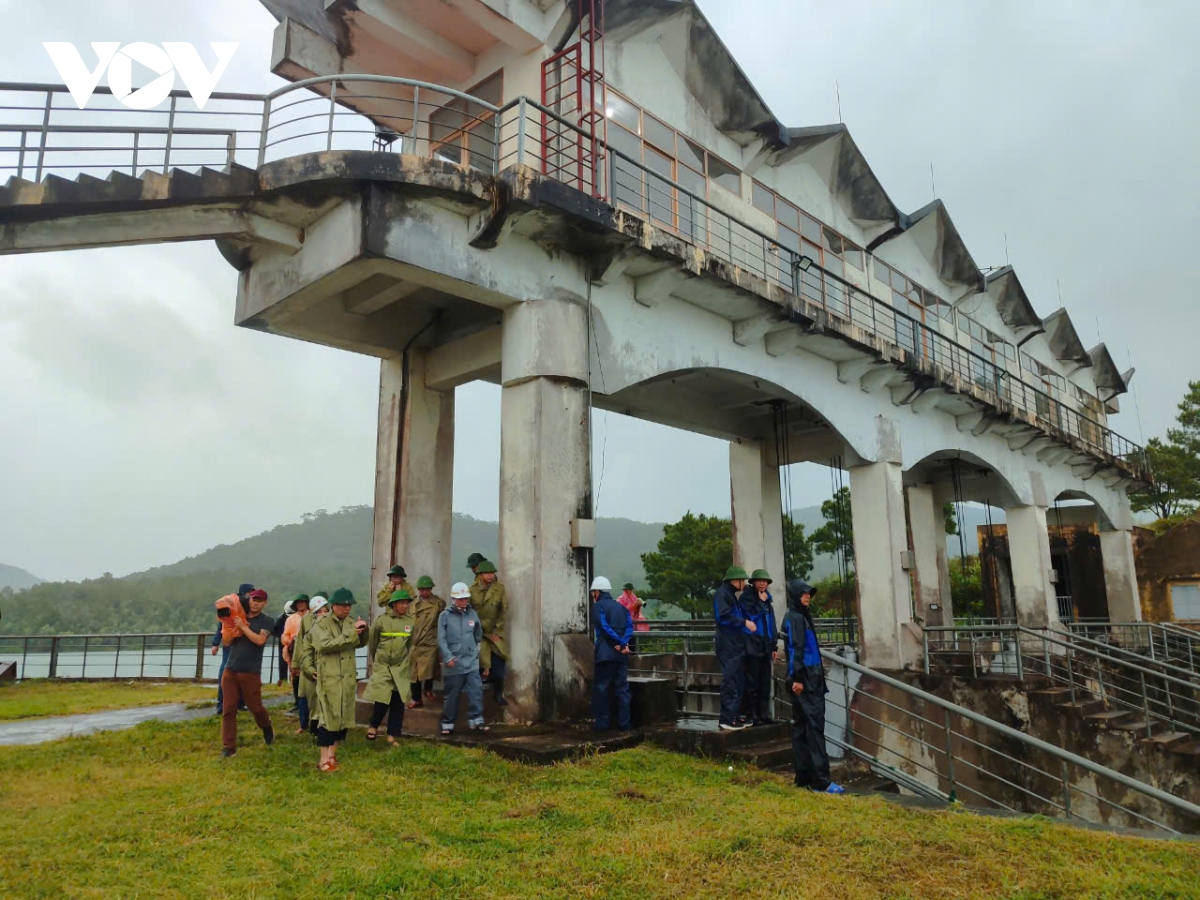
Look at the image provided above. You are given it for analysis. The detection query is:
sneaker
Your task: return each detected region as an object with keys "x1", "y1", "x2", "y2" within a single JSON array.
[
  {"x1": 811, "y1": 783, "x2": 846, "y2": 795},
  {"x1": 221, "y1": 748, "x2": 236, "y2": 758},
  {"x1": 263, "y1": 726, "x2": 275, "y2": 746},
  {"x1": 718, "y1": 721, "x2": 744, "y2": 732}
]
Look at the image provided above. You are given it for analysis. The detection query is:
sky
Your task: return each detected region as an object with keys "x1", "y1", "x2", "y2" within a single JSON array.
[{"x1": 0, "y1": 0, "x2": 1197, "y2": 582}]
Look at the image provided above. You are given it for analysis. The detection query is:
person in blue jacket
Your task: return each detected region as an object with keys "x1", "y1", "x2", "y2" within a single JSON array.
[
  {"x1": 782, "y1": 579, "x2": 844, "y2": 793},
  {"x1": 590, "y1": 576, "x2": 633, "y2": 731},
  {"x1": 740, "y1": 569, "x2": 778, "y2": 726},
  {"x1": 713, "y1": 565, "x2": 755, "y2": 731}
]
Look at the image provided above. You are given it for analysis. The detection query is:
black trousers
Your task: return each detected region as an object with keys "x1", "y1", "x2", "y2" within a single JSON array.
[
  {"x1": 410, "y1": 678, "x2": 434, "y2": 698},
  {"x1": 791, "y1": 687, "x2": 831, "y2": 790},
  {"x1": 486, "y1": 654, "x2": 507, "y2": 694},
  {"x1": 742, "y1": 654, "x2": 773, "y2": 723},
  {"x1": 316, "y1": 726, "x2": 348, "y2": 748},
  {"x1": 715, "y1": 632, "x2": 745, "y2": 725},
  {"x1": 369, "y1": 690, "x2": 406, "y2": 738}
]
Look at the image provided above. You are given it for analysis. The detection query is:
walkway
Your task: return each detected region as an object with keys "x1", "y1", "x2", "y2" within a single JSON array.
[{"x1": 0, "y1": 703, "x2": 214, "y2": 746}]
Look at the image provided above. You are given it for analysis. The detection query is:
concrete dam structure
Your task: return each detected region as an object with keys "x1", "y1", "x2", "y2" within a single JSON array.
[{"x1": 0, "y1": 0, "x2": 1148, "y2": 722}]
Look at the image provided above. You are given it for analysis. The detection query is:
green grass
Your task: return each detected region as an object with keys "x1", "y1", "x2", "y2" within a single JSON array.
[
  {"x1": 0, "y1": 680, "x2": 226, "y2": 720},
  {"x1": 2, "y1": 715, "x2": 1198, "y2": 899}
]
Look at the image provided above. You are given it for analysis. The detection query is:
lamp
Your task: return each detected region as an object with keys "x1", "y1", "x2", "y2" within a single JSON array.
[{"x1": 794, "y1": 254, "x2": 814, "y2": 273}]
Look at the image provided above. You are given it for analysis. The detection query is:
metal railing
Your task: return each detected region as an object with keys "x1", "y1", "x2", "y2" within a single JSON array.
[
  {"x1": 819, "y1": 649, "x2": 1200, "y2": 835},
  {"x1": 640, "y1": 617, "x2": 858, "y2": 653},
  {"x1": 0, "y1": 631, "x2": 370, "y2": 682},
  {"x1": 924, "y1": 625, "x2": 1200, "y2": 739},
  {"x1": 0, "y1": 75, "x2": 1146, "y2": 478},
  {"x1": 1069, "y1": 621, "x2": 1200, "y2": 672}
]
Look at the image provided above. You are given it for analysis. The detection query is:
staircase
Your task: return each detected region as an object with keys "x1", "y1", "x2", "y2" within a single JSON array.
[{"x1": 0, "y1": 164, "x2": 259, "y2": 211}]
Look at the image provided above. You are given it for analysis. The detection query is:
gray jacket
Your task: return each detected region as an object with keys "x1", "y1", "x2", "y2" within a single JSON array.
[{"x1": 438, "y1": 603, "x2": 483, "y2": 673}]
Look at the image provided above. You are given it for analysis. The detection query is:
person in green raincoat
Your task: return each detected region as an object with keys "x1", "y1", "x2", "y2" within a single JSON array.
[
  {"x1": 291, "y1": 592, "x2": 329, "y2": 736},
  {"x1": 377, "y1": 564, "x2": 415, "y2": 608},
  {"x1": 469, "y1": 560, "x2": 509, "y2": 706},
  {"x1": 364, "y1": 590, "x2": 416, "y2": 746},
  {"x1": 312, "y1": 587, "x2": 367, "y2": 772},
  {"x1": 409, "y1": 575, "x2": 446, "y2": 706}
]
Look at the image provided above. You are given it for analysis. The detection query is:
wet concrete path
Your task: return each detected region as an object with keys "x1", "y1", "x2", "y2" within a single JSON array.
[{"x1": 0, "y1": 703, "x2": 214, "y2": 746}]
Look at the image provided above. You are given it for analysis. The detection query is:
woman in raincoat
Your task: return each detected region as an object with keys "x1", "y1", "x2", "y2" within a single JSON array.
[
  {"x1": 312, "y1": 588, "x2": 367, "y2": 772},
  {"x1": 364, "y1": 590, "x2": 416, "y2": 746},
  {"x1": 290, "y1": 593, "x2": 328, "y2": 735}
]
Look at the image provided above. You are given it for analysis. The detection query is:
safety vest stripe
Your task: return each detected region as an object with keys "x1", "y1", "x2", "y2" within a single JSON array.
[{"x1": 380, "y1": 632, "x2": 411, "y2": 637}]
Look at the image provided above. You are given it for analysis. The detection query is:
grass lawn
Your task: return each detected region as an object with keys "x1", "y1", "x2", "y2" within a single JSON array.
[{"x1": 2, "y1": 713, "x2": 1198, "y2": 899}]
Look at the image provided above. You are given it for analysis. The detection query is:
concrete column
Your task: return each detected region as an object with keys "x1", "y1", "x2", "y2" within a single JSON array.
[
  {"x1": 370, "y1": 352, "x2": 455, "y2": 622},
  {"x1": 1100, "y1": 529, "x2": 1142, "y2": 622},
  {"x1": 907, "y1": 484, "x2": 951, "y2": 627},
  {"x1": 730, "y1": 440, "x2": 786, "y2": 584},
  {"x1": 1005, "y1": 504, "x2": 1060, "y2": 629},
  {"x1": 499, "y1": 295, "x2": 592, "y2": 722},
  {"x1": 849, "y1": 461, "x2": 917, "y2": 669}
]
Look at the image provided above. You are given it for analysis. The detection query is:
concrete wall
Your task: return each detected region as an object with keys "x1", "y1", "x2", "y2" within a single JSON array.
[{"x1": 1135, "y1": 518, "x2": 1200, "y2": 622}]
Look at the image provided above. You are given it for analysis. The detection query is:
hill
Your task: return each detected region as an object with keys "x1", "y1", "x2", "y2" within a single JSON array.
[
  {"x1": 0, "y1": 507, "x2": 666, "y2": 636},
  {"x1": 0, "y1": 564, "x2": 42, "y2": 592}
]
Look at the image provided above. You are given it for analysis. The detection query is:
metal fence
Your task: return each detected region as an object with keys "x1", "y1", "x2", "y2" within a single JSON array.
[
  {"x1": 1069, "y1": 621, "x2": 1200, "y2": 672},
  {"x1": 924, "y1": 625, "x2": 1200, "y2": 739},
  {"x1": 0, "y1": 75, "x2": 1147, "y2": 478},
  {"x1": 0, "y1": 632, "x2": 370, "y2": 682}
]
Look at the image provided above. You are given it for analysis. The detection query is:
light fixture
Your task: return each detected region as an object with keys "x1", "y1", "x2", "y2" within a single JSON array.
[{"x1": 794, "y1": 254, "x2": 814, "y2": 272}]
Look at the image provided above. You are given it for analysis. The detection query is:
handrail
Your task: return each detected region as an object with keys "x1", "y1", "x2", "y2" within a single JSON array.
[
  {"x1": 824, "y1": 648, "x2": 1200, "y2": 828},
  {"x1": 1056, "y1": 628, "x2": 1200, "y2": 683},
  {"x1": 1017, "y1": 626, "x2": 1200, "y2": 692}
]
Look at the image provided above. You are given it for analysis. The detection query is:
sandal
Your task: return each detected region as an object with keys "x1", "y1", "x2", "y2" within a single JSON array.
[
  {"x1": 470, "y1": 724, "x2": 490, "y2": 732},
  {"x1": 440, "y1": 729, "x2": 452, "y2": 736},
  {"x1": 406, "y1": 701, "x2": 419, "y2": 710},
  {"x1": 318, "y1": 760, "x2": 336, "y2": 772},
  {"x1": 386, "y1": 736, "x2": 398, "y2": 747},
  {"x1": 366, "y1": 727, "x2": 378, "y2": 741}
]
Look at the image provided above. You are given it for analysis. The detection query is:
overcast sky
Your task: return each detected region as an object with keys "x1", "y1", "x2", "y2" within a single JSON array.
[{"x1": 1, "y1": 0, "x2": 1196, "y2": 582}]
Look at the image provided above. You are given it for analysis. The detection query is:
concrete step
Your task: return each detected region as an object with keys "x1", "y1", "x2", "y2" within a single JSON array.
[
  {"x1": 0, "y1": 175, "x2": 43, "y2": 206},
  {"x1": 1055, "y1": 699, "x2": 1105, "y2": 717},
  {"x1": 1167, "y1": 740, "x2": 1200, "y2": 758},
  {"x1": 1030, "y1": 687, "x2": 1074, "y2": 700},
  {"x1": 1083, "y1": 709, "x2": 1135, "y2": 726},
  {"x1": 1141, "y1": 731, "x2": 1193, "y2": 750},
  {"x1": 728, "y1": 737, "x2": 793, "y2": 770},
  {"x1": 644, "y1": 718, "x2": 789, "y2": 757},
  {"x1": 1109, "y1": 719, "x2": 1156, "y2": 735},
  {"x1": 40, "y1": 174, "x2": 80, "y2": 204}
]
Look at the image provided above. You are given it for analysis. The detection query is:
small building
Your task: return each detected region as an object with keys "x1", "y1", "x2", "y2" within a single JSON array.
[{"x1": 1134, "y1": 515, "x2": 1200, "y2": 622}]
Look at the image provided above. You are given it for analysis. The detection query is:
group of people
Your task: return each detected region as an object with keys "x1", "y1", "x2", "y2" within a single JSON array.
[
  {"x1": 214, "y1": 555, "x2": 840, "y2": 792},
  {"x1": 711, "y1": 566, "x2": 844, "y2": 794}
]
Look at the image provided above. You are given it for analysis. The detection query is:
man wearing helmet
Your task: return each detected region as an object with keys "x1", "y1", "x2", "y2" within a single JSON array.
[{"x1": 590, "y1": 576, "x2": 633, "y2": 732}]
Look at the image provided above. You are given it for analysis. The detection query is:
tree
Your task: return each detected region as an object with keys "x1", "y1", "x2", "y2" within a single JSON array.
[
  {"x1": 782, "y1": 515, "x2": 814, "y2": 582},
  {"x1": 949, "y1": 555, "x2": 984, "y2": 618},
  {"x1": 640, "y1": 512, "x2": 732, "y2": 619},
  {"x1": 810, "y1": 486, "x2": 854, "y2": 566},
  {"x1": 1130, "y1": 382, "x2": 1200, "y2": 522},
  {"x1": 943, "y1": 503, "x2": 959, "y2": 536}
]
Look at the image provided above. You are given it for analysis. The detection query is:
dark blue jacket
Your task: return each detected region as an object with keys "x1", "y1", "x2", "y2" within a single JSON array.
[
  {"x1": 592, "y1": 592, "x2": 633, "y2": 663},
  {"x1": 712, "y1": 581, "x2": 747, "y2": 635},
  {"x1": 739, "y1": 587, "x2": 777, "y2": 657},
  {"x1": 782, "y1": 580, "x2": 826, "y2": 694}
]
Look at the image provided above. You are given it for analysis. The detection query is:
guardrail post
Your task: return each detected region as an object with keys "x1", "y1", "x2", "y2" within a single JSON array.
[
  {"x1": 942, "y1": 714, "x2": 957, "y2": 802},
  {"x1": 168, "y1": 634, "x2": 176, "y2": 679},
  {"x1": 923, "y1": 631, "x2": 930, "y2": 674},
  {"x1": 81, "y1": 635, "x2": 89, "y2": 678},
  {"x1": 140, "y1": 635, "x2": 147, "y2": 679},
  {"x1": 36, "y1": 90, "x2": 52, "y2": 182},
  {"x1": 411, "y1": 86, "x2": 420, "y2": 157},
  {"x1": 516, "y1": 97, "x2": 527, "y2": 168},
  {"x1": 17, "y1": 130, "x2": 26, "y2": 180},
  {"x1": 113, "y1": 635, "x2": 121, "y2": 678},
  {"x1": 48, "y1": 636, "x2": 59, "y2": 678},
  {"x1": 1014, "y1": 635, "x2": 1024, "y2": 679},
  {"x1": 1139, "y1": 672, "x2": 1152, "y2": 739},
  {"x1": 1065, "y1": 649, "x2": 1076, "y2": 703},
  {"x1": 163, "y1": 95, "x2": 177, "y2": 175},
  {"x1": 21, "y1": 636, "x2": 29, "y2": 680},
  {"x1": 1059, "y1": 760, "x2": 1073, "y2": 820},
  {"x1": 256, "y1": 96, "x2": 270, "y2": 168},
  {"x1": 326, "y1": 79, "x2": 338, "y2": 152},
  {"x1": 132, "y1": 131, "x2": 139, "y2": 176},
  {"x1": 195, "y1": 634, "x2": 205, "y2": 680}
]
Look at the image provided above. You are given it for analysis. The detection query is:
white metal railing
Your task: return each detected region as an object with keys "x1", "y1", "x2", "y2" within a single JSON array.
[
  {"x1": 0, "y1": 75, "x2": 1147, "y2": 479},
  {"x1": 1069, "y1": 621, "x2": 1200, "y2": 672}
]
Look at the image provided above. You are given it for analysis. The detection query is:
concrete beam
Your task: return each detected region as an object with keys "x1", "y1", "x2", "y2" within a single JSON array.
[
  {"x1": 352, "y1": 0, "x2": 477, "y2": 83},
  {"x1": 442, "y1": 0, "x2": 546, "y2": 52},
  {"x1": 0, "y1": 206, "x2": 302, "y2": 256},
  {"x1": 342, "y1": 274, "x2": 421, "y2": 315},
  {"x1": 764, "y1": 329, "x2": 824, "y2": 358},
  {"x1": 1100, "y1": 529, "x2": 1141, "y2": 622},
  {"x1": 835, "y1": 355, "x2": 879, "y2": 384},
  {"x1": 425, "y1": 327, "x2": 502, "y2": 391},
  {"x1": 1006, "y1": 504, "x2": 1060, "y2": 629},
  {"x1": 633, "y1": 267, "x2": 685, "y2": 307},
  {"x1": 732, "y1": 312, "x2": 787, "y2": 347},
  {"x1": 910, "y1": 388, "x2": 948, "y2": 414},
  {"x1": 908, "y1": 483, "x2": 951, "y2": 626},
  {"x1": 1006, "y1": 429, "x2": 1041, "y2": 451},
  {"x1": 860, "y1": 366, "x2": 901, "y2": 393},
  {"x1": 955, "y1": 411, "x2": 985, "y2": 433}
]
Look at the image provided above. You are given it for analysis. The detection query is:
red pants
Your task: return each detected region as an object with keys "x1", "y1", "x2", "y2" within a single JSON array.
[{"x1": 220, "y1": 670, "x2": 272, "y2": 750}]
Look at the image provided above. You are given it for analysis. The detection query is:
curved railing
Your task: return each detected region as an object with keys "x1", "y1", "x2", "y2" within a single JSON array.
[{"x1": 0, "y1": 75, "x2": 1149, "y2": 478}]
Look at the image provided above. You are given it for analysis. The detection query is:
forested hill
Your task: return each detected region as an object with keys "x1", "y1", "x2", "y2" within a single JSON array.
[{"x1": 0, "y1": 507, "x2": 666, "y2": 636}]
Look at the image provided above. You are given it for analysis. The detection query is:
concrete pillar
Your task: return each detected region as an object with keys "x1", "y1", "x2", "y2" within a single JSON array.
[
  {"x1": 849, "y1": 460, "x2": 917, "y2": 669},
  {"x1": 370, "y1": 353, "x2": 455, "y2": 622},
  {"x1": 1005, "y1": 504, "x2": 1060, "y2": 629},
  {"x1": 730, "y1": 440, "x2": 786, "y2": 584},
  {"x1": 499, "y1": 295, "x2": 592, "y2": 722},
  {"x1": 1100, "y1": 529, "x2": 1141, "y2": 622},
  {"x1": 907, "y1": 483, "x2": 951, "y2": 627}
]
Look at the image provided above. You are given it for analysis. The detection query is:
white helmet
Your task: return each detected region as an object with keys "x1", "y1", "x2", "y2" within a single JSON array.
[
  {"x1": 450, "y1": 582, "x2": 471, "y2": 600},
  {"x1": 309, "y1": 598, "x2": 329, "y2": 614},
  {"x1": 590, "y1": 576, "x2": 612, "y2": 592}
]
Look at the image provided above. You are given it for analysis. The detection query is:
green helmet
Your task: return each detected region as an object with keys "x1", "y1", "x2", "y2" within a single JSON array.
[
  {"x1": 292, "y1": 593, "x2": 311, "y2": 603},
  {"x1": 329, "y1": 587, "x2": 355, "y2": 606},
  {"x1": 623, "y1": 582, "x2": 635, "y2": 591},
  {"x1": 389, "y1": 590, "x2": 412, "y2": 605},
  {"x1": 749, "y1": 569, "x2": 772, "y2": 584},
  {"x1": 466, "y1": 552, "x2": 487, "y2": 569},
  {"x1": 475, "y1": 560, "x2": 497, "y2": 574},
  {"x1": 416, "y1": 575, "x2": 434, "y2": 590},
  {"x1": 387, "y1": 565, "x2": 407, "y2": 578},
  {"x1": 723, "y1": 566, "x2": 749, "y2": 581},
  {"x1": 312, "y1": 590, "x2": 329, "y2": 600}
]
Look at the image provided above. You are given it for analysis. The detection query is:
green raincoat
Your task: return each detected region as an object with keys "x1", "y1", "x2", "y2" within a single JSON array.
[
  {"x1": 312, "y1": 612, "x2": 367, "y2": 732},
  {"x1": 363, "y1": 609, "x2": 415, "y2": 704},
  {"x1": 293, "y1": 612, "x2": 321, "y2": 706},
  {"x1": 377, "y1": 580, "x2": 415, "y2": 608},
  {"x1": 470, "y1": 579, "x2": 509, "y2": 670},
  {"x1": 408, "y1": 593, "x2": 445, "y2": 681}
]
